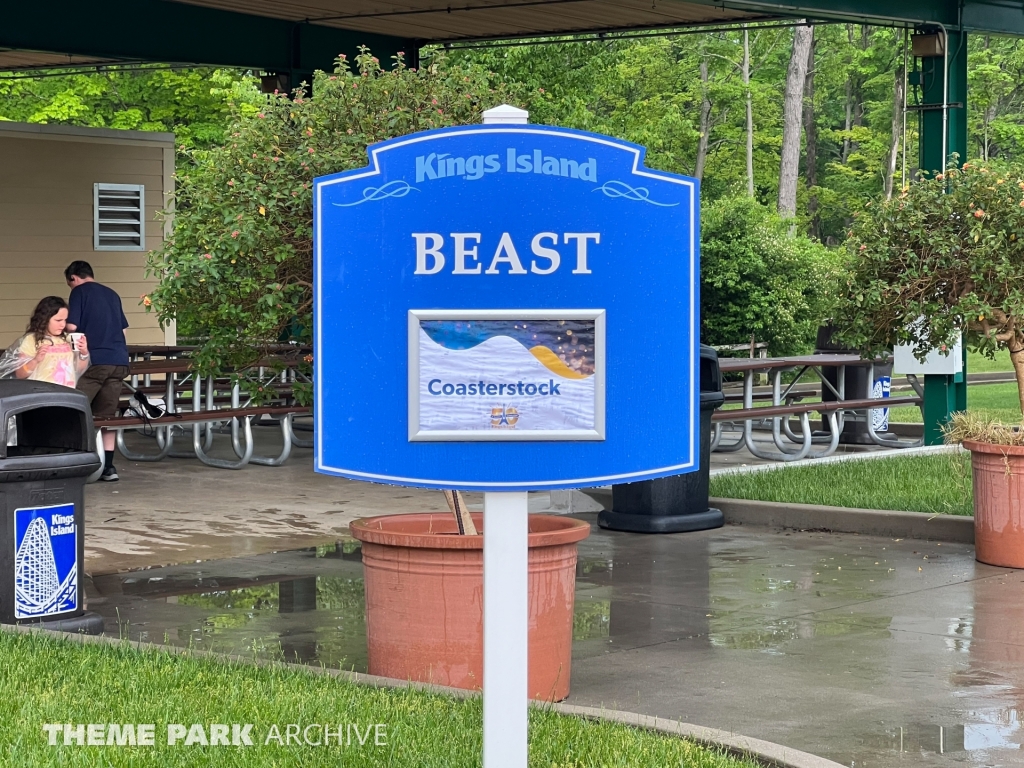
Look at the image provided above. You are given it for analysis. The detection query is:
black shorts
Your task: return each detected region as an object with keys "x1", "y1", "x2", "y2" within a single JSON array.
[{"x1": 77, "y1": 365, "x2": 129, "y2": 419}]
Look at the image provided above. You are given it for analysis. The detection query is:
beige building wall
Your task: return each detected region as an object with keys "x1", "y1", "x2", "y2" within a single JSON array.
[{"x1": 0, "y1": 121, "x2": 174, "y2": 349}]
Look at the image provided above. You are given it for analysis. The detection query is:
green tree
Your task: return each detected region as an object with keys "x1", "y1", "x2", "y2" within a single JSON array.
[
  {"x1": 968, "y1": 36, "x2": 1024, "y2": 162},
  {"x1": 147, "y1": 50, "x2": 518, "y2": 400},
  {"x1": 0, "y1": 66, "x2": 261, "y2": 148},
  {"x1": 838, "y1": 160, "x2": 1024, "y2": 414},
  {"x1": 701, "y1": 195, "x2": 841, "y2": 355},
  {"x1": 455, "y1": 30, "x2": 787, "y2": 202}
]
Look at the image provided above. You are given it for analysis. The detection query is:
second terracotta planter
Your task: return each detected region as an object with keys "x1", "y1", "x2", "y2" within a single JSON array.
[
  {"x1": 350, "y1": 512, "x2": 590, "y2": 702},
  {"x1": 966, "y1": 439, "x2": 1024, "y2": 568}
]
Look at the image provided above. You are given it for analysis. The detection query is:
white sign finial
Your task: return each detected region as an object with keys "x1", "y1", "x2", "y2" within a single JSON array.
[{"x1": 482, "y1": 104, "x2": 529, "y2": 125}]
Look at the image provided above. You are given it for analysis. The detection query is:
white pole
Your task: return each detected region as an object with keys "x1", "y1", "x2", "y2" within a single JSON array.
[
  {"x1": 480, "y1": 103, "x2": 531, "y2": 768},
  {"x1": 483, "y1": 491, "x2": 529, "y2": 768}
]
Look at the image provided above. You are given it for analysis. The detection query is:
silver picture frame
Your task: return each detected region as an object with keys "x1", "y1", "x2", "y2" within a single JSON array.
[{"x1": 408, "y1": 309, "x2": 606, "y2": 442}]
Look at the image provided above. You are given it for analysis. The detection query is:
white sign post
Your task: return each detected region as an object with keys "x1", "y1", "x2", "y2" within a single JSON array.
[
  {"x1": 483, "y1": 491, "x2": 529, "y2": 768},
  {"x1": 481, "y1": 104, "x2": 531, "y2": 768}
]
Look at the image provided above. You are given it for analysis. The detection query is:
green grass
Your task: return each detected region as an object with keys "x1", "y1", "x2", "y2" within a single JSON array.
[
  {"x1": 0, "y1": 631, "x2": 759, "y2": 768},
  {"x1": 889, "y1": 381, "x2": 1022, "y2": 424},
  {"x1": 966, "y1": 349, "x2": 1014, "y2": 373},
  {"x1": 709, "y1": 453, "x2": 973, "y2": 516}
]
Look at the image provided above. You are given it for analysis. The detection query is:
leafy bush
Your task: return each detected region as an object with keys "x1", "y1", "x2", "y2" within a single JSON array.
[
  {"x1": 837, "y1": 159, "x2": 1024, "y2": 418},
  {"x1": 147, "y1": 50, "x2": 517, "y2": 400},
  {"x1": 700, "y1": 195, "x2": 842, "y2": 355}
]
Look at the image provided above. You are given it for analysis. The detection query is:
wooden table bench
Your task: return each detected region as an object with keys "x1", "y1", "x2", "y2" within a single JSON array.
[
  {"x1": 95, "y1": 404, "x2": 311, "y2": 470},
  {"x1": 88, "y1": 355, "x2": 312, "y2": 476}
]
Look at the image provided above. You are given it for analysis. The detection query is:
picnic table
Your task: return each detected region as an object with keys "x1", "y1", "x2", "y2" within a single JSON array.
[
  {"x1": 88, "y1": 351, "x2": 311, "y2": 478},
  {"x1": 712, "y1": 354, "x2": 923, "y2": 461}
]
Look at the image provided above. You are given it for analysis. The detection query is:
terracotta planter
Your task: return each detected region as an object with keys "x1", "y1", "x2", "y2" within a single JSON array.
[
  {"x1": 965, "y1": 439, "x2": 1024, "y2": 568},
  {"x1": 350, "y1": 513, "x2": 590, "y2": 701}
]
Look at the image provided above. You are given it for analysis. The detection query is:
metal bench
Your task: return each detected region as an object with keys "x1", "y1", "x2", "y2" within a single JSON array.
[
  {"x1": 712, "y1": 395, "x2": 922, "y2": 461},
  {"x1": 88, "y1": 354, "x2": 312, "y2": 477},
  {"x1": 95, "y1": 403, "x2": 311, "y2": 471},
  {"x1": 712, "y1": 354, "x2": 922, "y2": 461}
]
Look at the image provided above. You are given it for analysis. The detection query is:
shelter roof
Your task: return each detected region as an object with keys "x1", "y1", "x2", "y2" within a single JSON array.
[
  {"x1": 3, "y1": 1, "x2": 1024, "y2": 74},
  {"x1": 0, "y1": 49, "x2": 127, "y2": 73},
  {"x1": 168, "y1": 0, "x2": 764, "y2": 41}
]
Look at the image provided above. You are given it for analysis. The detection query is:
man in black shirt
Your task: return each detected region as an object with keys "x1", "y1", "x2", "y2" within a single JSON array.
[{"x1": 65, "y1": 260, "x2": 129, "y2": 482}]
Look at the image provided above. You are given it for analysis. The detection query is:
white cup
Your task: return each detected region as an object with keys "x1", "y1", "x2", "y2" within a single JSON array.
[{"x1": 68, "y1": 333, "x2": 83, "y2": 353}]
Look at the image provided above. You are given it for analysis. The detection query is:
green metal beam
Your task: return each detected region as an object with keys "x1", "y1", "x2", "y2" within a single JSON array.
[
  {"x1": 962, "y1": 1, "x2": 1024, "y2": 38},
  {"x1": 703, "y1": 1, "x2": 1024, "y2": 36},
  {"x1": 8, "y1": 1, "x2": 1024, "y2": 65},
  {"x1": 1, "y1": 0, "x2": 412, "y2": 74},
  {"x1": 717, "y1": 0, "x2": 959, "y2": 28}
]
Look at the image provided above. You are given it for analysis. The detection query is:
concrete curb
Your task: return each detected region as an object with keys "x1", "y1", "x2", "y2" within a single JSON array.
[
  {"x1": 0, "y1": 622, "x2": 843, "y2": 768},
  {"x1": 713, "y1": 497, "x2": 975, "y2": 544},
  {"x1": 552, "y1": 703, "x2": 845, "y2": 768},
  {"x1": 709, "y1": 444, "x2": 961, "y2": 477}
]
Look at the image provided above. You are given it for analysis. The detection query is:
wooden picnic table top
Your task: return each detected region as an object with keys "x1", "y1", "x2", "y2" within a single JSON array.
[
  {"x1": 126, "y1": 345, "x2": 196, "y2": 356},
  {"x1": 717, "y1": 354, "x2": 875, "y2": 373},
  {"x1": 126, "y1": 343, "x2": 310, "y2": 357},
  {"x1": 129, "y1": 358, "x2": 194, "y2": 375},
  {"x1": 127, "y1": 354, "x2": 307, "y2": 376}
]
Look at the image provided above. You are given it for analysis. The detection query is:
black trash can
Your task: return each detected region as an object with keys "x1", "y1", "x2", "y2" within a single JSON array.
[
  {"x1": 598, "y1": 345, "x2": 726, "y2": 533},
  {"x1": 0, "y1": 380, "x2": 104, "y2": 633},
  {"x1": 815, "y1": 326, "x2": 893, "y2": 444}
]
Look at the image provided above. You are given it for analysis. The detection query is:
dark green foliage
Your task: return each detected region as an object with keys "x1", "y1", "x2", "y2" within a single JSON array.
[
  {"x1": 146, "y1": 51, "x2": 518, "y2": 401},
  {"x1": 836, "y1": 159, "x2": 1024, "y2": 417},
  {"x1": 701, "y1": 196, "x2": 842, "y2": 354},
  {"x1": 0, "y1": 66, "x2": 258, "y2": 149}
]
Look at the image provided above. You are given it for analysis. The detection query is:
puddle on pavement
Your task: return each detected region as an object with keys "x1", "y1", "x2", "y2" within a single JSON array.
[
  {"x1": 858, "y1": 712, "x2": 1024, "y2": 758},
  {"x1": 98, "y1": 541, "x2": 370, "y2": 670},
  {"x1": 98, "y1": 540, "x2": 613, "y2": 671},
  {"x1": 708, "y1": 547, "x2": 899, "y2": 651},
  {"x1": 130, "y1": 577, "x2": 366, "y2": 669}
]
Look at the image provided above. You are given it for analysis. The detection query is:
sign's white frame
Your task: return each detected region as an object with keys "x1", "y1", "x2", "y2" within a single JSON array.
[{"x1": 407, "y1": 308, "x2": 606, "y2": 442}]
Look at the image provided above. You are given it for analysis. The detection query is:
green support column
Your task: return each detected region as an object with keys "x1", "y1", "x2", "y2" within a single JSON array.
[
  {"x1": 919, "y1": 30, "x2": 968, "y2": 174},
  {"x1": 923, "y1": 372, "x2": 959, "y2": 445},
  {"x1": 918, "y1": 28, "x2": 968, "y2": 443}
]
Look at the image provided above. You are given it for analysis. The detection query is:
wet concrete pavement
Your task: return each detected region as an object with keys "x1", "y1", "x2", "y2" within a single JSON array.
[
  {"x1": 83, "y1": 429, "x2": 574, "y2": 574},
  {"x1": 82, "y1": 425, "x2": 880, "y2": 575},
  {"x1": 568, "y1": 522, "x2": 1018, "y2": 768},
  {"x1": 83, "y1": 433, "x2": 444, "y2": 573},
  {"x1": 85, "y1": 514, "x2": 1024, "y2": 768}
]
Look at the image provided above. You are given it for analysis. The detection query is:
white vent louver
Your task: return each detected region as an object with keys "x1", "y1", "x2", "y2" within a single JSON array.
[{"x1": 94, "y1": 183, "x2": 145, "y2": 250}]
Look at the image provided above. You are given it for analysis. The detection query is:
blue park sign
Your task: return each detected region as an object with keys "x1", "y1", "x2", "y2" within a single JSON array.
[{"x1": 314, "y1": 114, "x2": 699, "y2": 491}]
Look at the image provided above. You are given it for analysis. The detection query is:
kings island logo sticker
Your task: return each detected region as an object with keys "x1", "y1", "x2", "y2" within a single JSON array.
[
  {"x1": 408, "y1": 310, "x2": 605, "y2": 442},
  {"x1": 14, "y1": 503, "x2": 78, "y2": 619}
]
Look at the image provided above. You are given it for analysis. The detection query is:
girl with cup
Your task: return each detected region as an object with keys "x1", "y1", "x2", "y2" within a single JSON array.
[{"x1": 7, "y1": 296, "x2": 90, "y2": 387}]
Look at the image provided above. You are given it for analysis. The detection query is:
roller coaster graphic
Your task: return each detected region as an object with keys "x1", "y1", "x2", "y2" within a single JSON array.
[{"x1": 14, "y1": 517, "x2": 76, "y2": 618}]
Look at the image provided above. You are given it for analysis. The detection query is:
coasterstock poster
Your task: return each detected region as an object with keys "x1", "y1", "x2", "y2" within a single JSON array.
[{"x1": 415, "y1": 318, "x2": 598, "y2": 436}]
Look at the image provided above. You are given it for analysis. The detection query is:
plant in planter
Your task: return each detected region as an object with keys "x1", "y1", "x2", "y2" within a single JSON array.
[
  {"x1": 350, "y1": 490, "x2": 590, "y2": 702},
  {"x1": 838, "y1": 159, "x2": 1024, "y2": 566}
]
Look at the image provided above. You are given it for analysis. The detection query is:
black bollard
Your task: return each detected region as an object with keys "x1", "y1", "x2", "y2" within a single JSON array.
[{"x1": 599, "y1": 345, "x2": 725, "y2": 534}]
